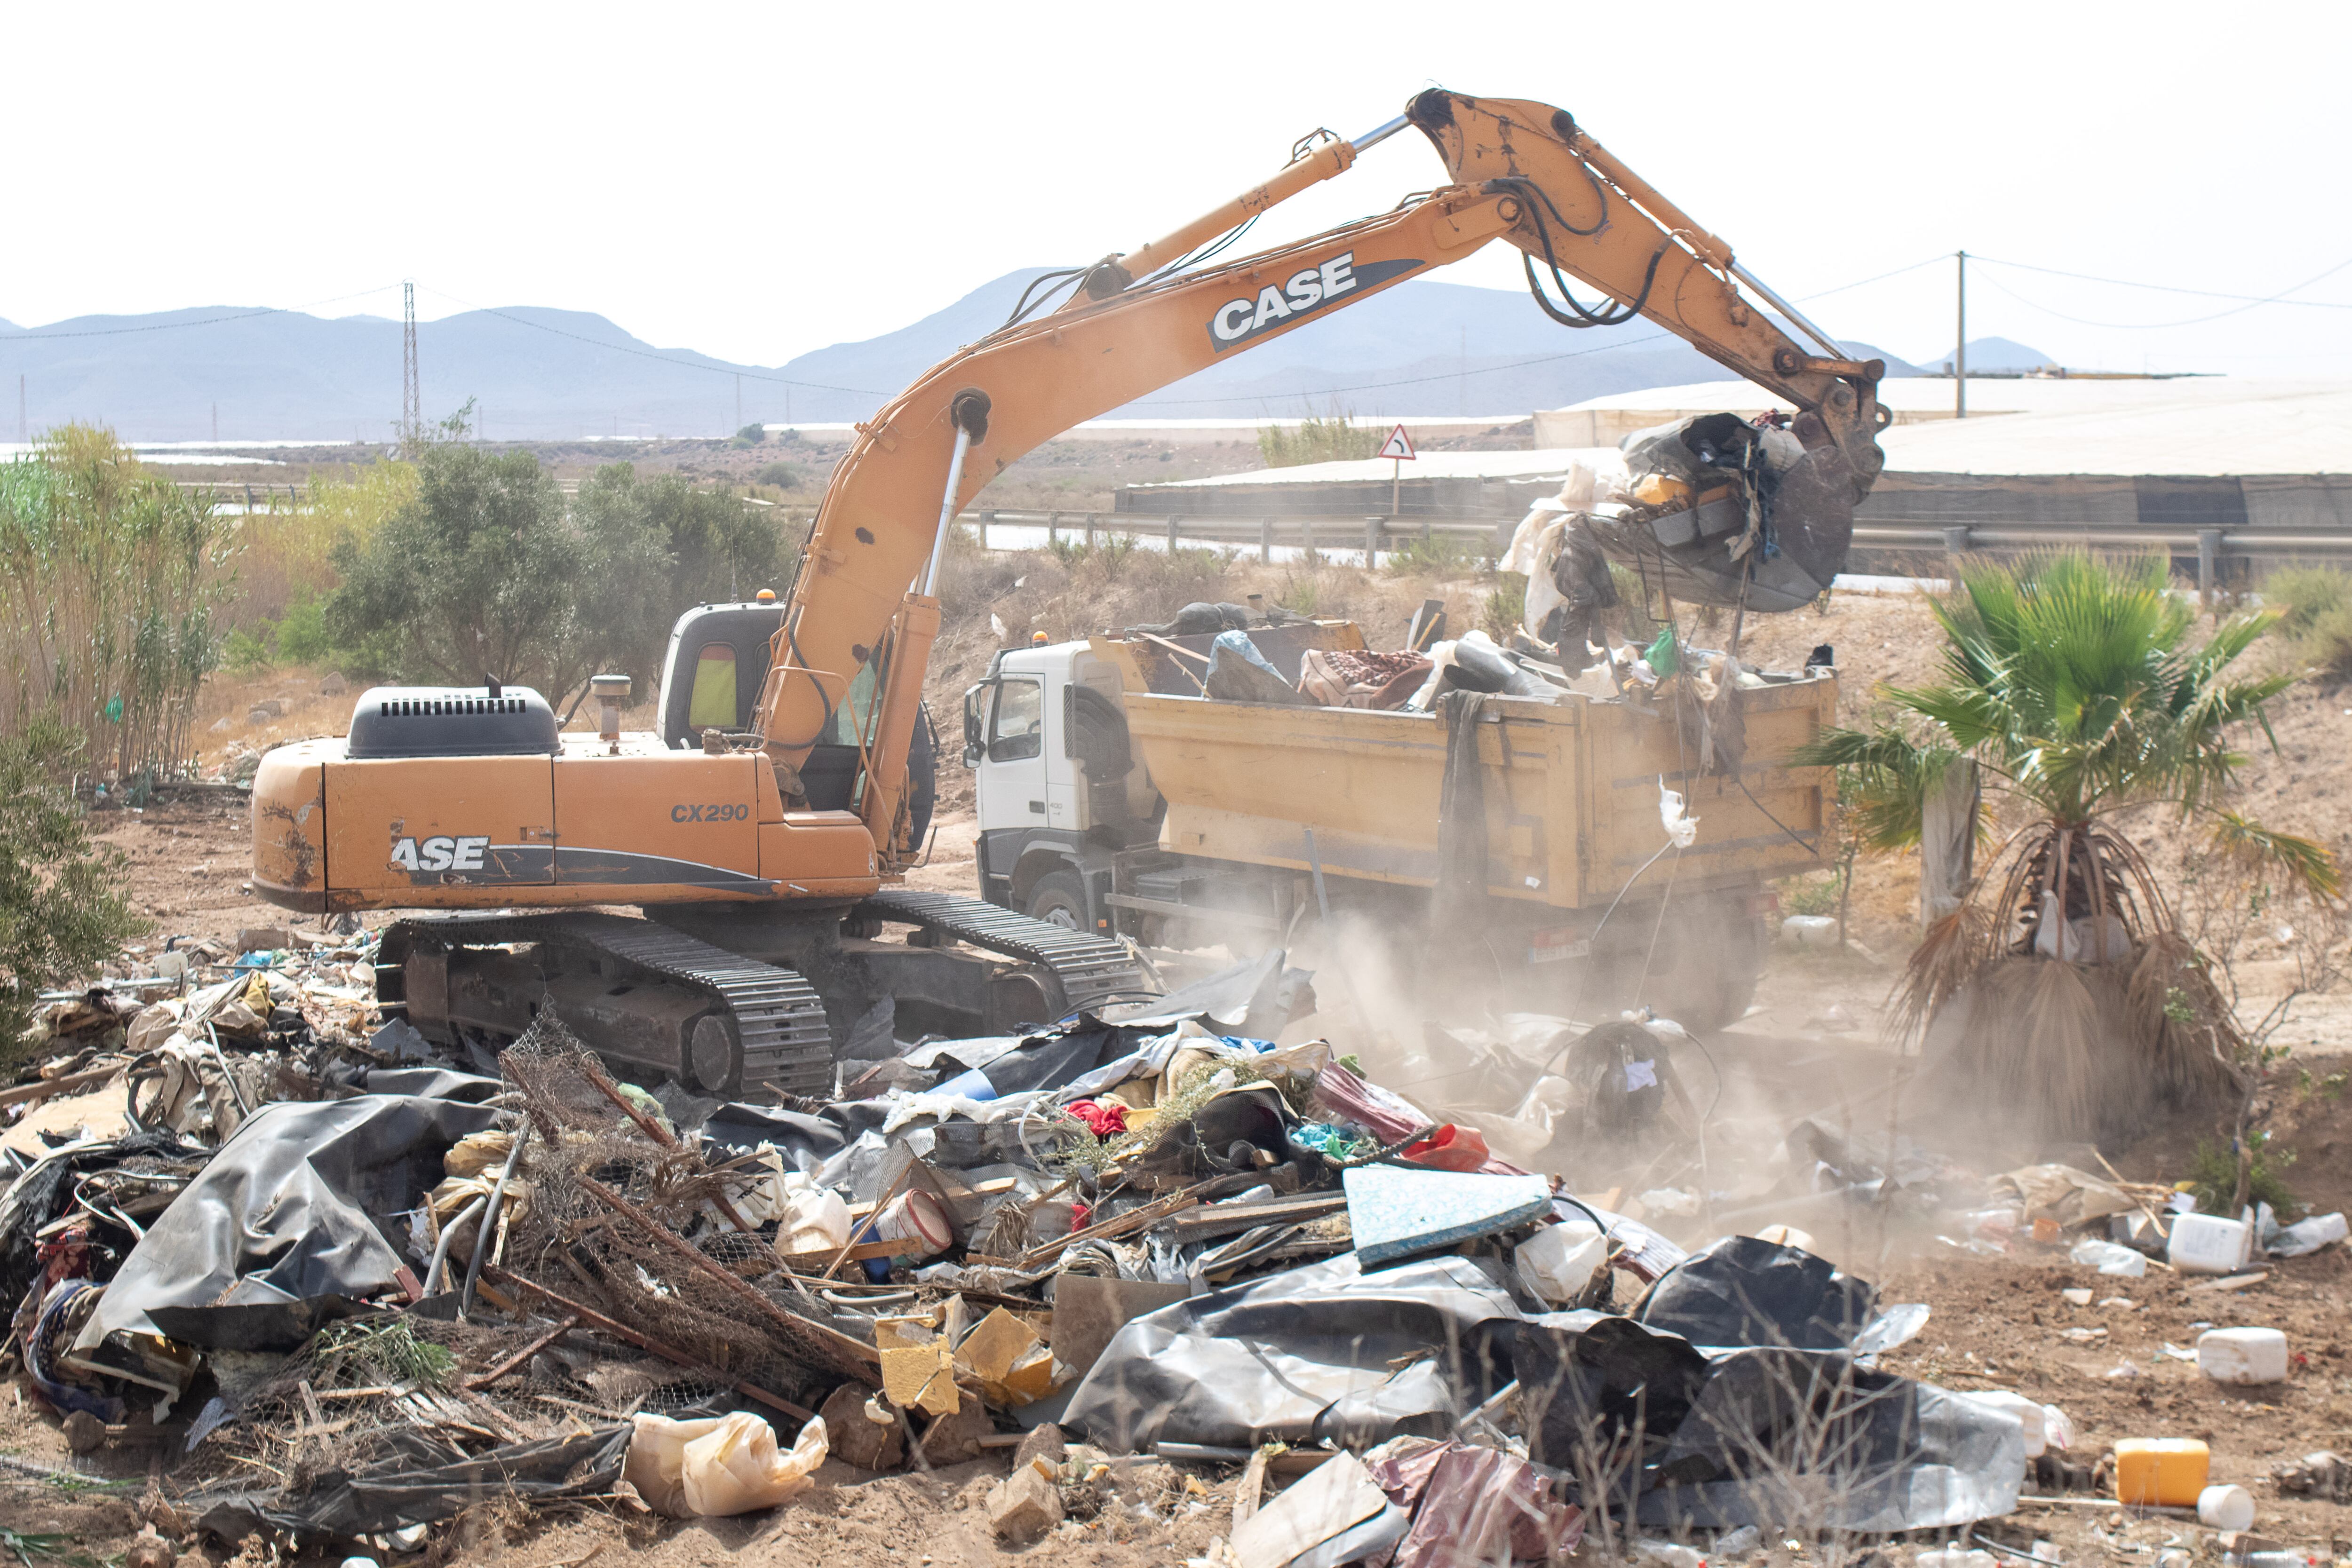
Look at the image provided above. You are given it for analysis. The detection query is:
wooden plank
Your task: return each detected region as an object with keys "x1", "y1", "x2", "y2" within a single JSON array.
[
  {"x1": 0, "y1": 1066, "x2": 120, "y2": 1108},
  {"x1": 1161, "y1": 1193, "x2": 1349, "y2": 1241}
]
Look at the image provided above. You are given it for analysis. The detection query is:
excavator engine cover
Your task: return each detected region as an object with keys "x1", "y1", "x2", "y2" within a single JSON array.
[{"x1": 346, "y1": 686, "x2": 561, "y2": 760}]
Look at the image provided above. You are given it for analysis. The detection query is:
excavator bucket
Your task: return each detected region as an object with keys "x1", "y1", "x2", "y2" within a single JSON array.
[{"x1": 1571, "y1": 408, "x2": 1875, "y2": 613}]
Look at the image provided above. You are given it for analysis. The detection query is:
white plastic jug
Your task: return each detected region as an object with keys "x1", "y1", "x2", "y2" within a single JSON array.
[
  {"x1": 624, "y1": 1411, "x2": 828, "y2": 1517},
  {"x1": 2198, "y1": 1484, "x2": 2256, "y2": 1530},
  {"x1": 2198, "y1": 1327, "x2": 2289, "y2": 1386},
  {"x1": 1515, "y1": 1220, "x2": 1607, "y2": 1305},
  {"x1": 781, "y1": 1174, "x2": 851, "y2": 1254},
  {"x1": 1958, "y1": 1390, "x2": 2049, "y2": 1457},
  {"x1": 2168, "y1": 1212, "x2": 2252, "y2": 1275},
  {"x1": 1780, "y1": 915, "x2": 1840, "y2": 950}
]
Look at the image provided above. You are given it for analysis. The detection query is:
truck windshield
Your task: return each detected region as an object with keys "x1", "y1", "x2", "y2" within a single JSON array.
[{"x1": 988, "y1": 678, "x2": 1043, "y2": 761}]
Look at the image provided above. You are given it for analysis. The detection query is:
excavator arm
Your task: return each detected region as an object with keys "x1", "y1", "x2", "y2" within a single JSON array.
[{"x1": 755, "y1": 88, "x2": 1885, "y2": 866}]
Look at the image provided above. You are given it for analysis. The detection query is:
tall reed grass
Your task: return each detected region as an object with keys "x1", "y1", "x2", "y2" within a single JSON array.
[{"x1": 0, "y1": 426, "x2": 236, "y2": 781}]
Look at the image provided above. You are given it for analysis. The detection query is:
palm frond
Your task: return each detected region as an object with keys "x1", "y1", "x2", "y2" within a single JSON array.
[{"x1": 2205, "y1": 811, "x2": 2343, "y2": 900}]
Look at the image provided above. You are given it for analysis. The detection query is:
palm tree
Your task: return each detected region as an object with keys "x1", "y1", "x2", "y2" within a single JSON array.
[{"x1": 1798, "y1": 552, "x2": 2337, "y2": 1143}]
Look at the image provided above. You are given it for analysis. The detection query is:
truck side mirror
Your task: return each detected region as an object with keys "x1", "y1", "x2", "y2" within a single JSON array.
[{"x1": 961, "y1": 681, "x2": 989, "y2": 769}]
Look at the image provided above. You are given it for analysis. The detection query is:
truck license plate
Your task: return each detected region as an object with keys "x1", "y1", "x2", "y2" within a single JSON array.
[{"x1": 1529, "y1": 927, "x2": 1590, "y2": 965}]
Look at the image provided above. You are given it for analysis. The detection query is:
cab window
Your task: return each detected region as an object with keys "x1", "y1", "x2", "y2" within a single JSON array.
[
  {"x1": 687, "y1": 644, "x2": 738, "y2": 730},
  {"x1": 988, "y1": 678, "x2": 1043, "y2": 761},
  {"x1": 833, "y1": 661, "x2": 880, "y2": 746}
]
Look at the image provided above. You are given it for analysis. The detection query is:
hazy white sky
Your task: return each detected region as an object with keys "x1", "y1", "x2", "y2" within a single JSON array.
[{"x1": 8, "y1": 1, "x2": 2349, "y2": 379}]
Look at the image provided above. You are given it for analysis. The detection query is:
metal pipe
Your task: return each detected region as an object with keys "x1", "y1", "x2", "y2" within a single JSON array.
[
  {"x1": 424, "y1": 1195, "x2": 489, "y2": 1296},
  {"x1": 1351, "y1": 114, "x2": 1411, "y2": 153},
  {"x1": 1728, "y1": 261, "x2": 1847, "y2": 361},
  {"x1": 1304, "y1": 828, "x2": 1332, "y2": 923},
  {"x1": 459, "y1": 1118, "x2": 532, "y2": 1318},
  {"x1": 921, "y1": 423, "x2": 974, "y2": 597}
]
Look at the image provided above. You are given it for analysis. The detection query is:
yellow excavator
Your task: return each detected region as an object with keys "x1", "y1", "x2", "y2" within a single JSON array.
[{"x1": 251, "y1": 89, "x2": 1888, "y2": 1097}]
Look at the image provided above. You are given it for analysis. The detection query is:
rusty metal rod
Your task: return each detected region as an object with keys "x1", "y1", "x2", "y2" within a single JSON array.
[
  {"x1": 577, "y1": 1175, "x2": 879, "y2": 1370},
  {"x1": 464, "y1": 1313, "x2": 579, "y2": 1390},
  {"x1": 481, "y1": 1267, "x2": 814, "y2": 1420},
  {"x1": 576, "y1": 1057, "x2": 764, "y2": 1237}
]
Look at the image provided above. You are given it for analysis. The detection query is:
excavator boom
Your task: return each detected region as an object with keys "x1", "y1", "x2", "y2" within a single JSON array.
[
  {"x1": 757, "y1": 90, "x2": 1883, "y2": 863},
  {"x1": 250, "y1": 88, "x2": 1883, "y2": 1096}
]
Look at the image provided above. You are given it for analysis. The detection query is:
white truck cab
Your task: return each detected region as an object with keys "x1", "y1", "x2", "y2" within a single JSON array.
[{"x1": 963, "y1": 641, "x2": 1155, "y2": 931}]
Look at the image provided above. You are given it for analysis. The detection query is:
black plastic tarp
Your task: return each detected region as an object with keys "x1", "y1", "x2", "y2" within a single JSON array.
[
  {"x1": 1063, "y1": 1252, "x2": 1519, "y2": 1452},
  {"x1": 1507, "y1": 1307, "x2": 2021, "y2": 1532},
  {"x1": 85, "y1": 1093, "x2": 498, "y2": 1346},
  {"x1": 1635, "y1": 1235, "x2": 1879, "y2": 1351}
]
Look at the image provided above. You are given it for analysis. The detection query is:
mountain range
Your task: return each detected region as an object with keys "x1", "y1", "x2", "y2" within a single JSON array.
[{"x1": 0, "y1": 269, "x2": 1965, "y2": 443}]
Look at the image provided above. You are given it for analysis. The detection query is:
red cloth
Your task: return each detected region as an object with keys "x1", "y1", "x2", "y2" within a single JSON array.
[
  {"x1": 1399, "y1": 1124, "x2": 1491, "y2": 1172},
  {"x1": 1310, "y1": 1066, "x2": 1527, "y2": 1177},
  {"x1": 1064, "y1": 1099, "x2": 1128, "y2": 1136}
]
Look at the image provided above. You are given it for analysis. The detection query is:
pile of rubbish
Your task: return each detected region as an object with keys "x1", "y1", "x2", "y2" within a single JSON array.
[
  {"x1": 1, "y1": 933, "x2": 2342, "y2": 1563},
  {"x1": 1944, "y1": 1160, "x2": 2347, "y2": 1279}
]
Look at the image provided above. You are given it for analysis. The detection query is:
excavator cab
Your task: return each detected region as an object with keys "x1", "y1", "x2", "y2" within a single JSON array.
[
  {"x1": 652, "y1": 600, "x2": 922, "y2": 824},
  {"x1": 656, "y1": 600, "x2": 782, "y2": 751}
]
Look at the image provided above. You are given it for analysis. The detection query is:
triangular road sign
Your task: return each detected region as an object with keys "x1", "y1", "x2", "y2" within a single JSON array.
[{"x1": 1377, "y1": 423, "x2": 1416, "y2": 461}]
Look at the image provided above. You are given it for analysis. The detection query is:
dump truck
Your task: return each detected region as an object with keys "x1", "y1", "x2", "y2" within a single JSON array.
[{"x1": 965, "y1": 622, "x2": 1835, "y2": 1029}]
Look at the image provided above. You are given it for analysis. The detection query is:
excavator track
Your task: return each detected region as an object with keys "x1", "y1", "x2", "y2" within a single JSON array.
[
  {"x1": 852, "y1": 888, "x2": 1154, "y2": 1020},
  {"x1": 380, "y1": 912, "x2": 835, "y2": 1098}
]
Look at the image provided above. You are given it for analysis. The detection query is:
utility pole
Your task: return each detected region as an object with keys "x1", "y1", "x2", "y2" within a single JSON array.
[
  {"x1": 735, "y1": 372, "x2": 742, "y2": 434},
  {"x1": 17, "y1": 375, "x2": 24, "y2": 444},
  {"x1": 1955, "y1": 250, "x2": 1967, "y2": 420},
  {"x1": 212, "y1": 402, "x2": 218, "y2": 442},
  {"x1": 402, "y1": 279, "x2": 421, "y2": 453}
]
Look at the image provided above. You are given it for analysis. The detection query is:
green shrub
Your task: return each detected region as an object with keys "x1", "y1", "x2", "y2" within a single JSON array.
[
  {"x1": 1383, "y1": 532, "x2": 1483, "y2": 578},
  {"x1": 2183, "y1": 1132, "x2": 2298, "y2": 1219},
  {"x1": 330, "y1": 445, "x2": 800, "y2": 703},
  {"x1": 1257, "y1": 412, "x2": 1381, "y2": 468},
  {"x1": 754, "y1": 460, "x2": 804, "y2": 490},
  {"x1": 1781, "y1": 873, "x2": 1841, "y2": 916},
  {"x1": 1480, "y1": 572, "x2": 1526, "y2": 641},
  {"x1": 731, "y1": 422, "x2": 767, "y2": 448},
  {"x1": 0, "y1": 718, "x2": 147, "y2": 1059},
  {"x1": 223, "y1": 626, "x2": 275, "y2": 672},
  {"x1": 274, "y1": 594, "x2": 333, "y2": 664},
  {"x1": 2264, "y1": 564, "x2": 2349, "y2": 634}
]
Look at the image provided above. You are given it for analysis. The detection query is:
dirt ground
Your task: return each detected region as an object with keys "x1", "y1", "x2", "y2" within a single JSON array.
[{"x1": 32, "y1": 572, "x2": 2352, "y2": 1565}]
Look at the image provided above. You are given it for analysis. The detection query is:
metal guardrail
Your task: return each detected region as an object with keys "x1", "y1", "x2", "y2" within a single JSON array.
[
  {"x1": 966, "y1": 507, "x2": 2352, "y2": 593},
  {"x1": 178, "y1": 484, "x2": 2344, "y2": 595}
]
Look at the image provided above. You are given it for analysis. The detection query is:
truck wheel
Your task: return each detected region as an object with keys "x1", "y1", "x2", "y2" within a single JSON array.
[{"x1": 1025, "y1": 871, "x2": 1089, "y2": 932}]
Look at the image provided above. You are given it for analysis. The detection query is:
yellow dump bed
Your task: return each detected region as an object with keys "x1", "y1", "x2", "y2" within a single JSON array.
[{"x1": 1107, "y1": 666, "x2": 1835, "y2": 911}]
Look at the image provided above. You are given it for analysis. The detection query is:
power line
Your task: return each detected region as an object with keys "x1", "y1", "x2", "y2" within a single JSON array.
[
  {"x1": 1969, "y1": 265, "x2": 2352, "y2": 331},
  {"x1": 1787, "y1": 253, "x2": 1953, "y2": 301},
  {"x1": 1970, "y1": 252, "x2": 2352, "y2": 311}
]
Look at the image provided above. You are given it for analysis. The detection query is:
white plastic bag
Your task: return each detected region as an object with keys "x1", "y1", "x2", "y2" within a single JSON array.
[
  {"x1": 2067, "y1": 1237, "x2": 2148, "y2": 1277},
  {"x1": 780, "y1": 1172, "x2": 851, "y2": 1253},
  {"x1": 1658, "y1": 781, "x2": 1698, "y2": 848},
  {"x1": 625, "y1": 1412, "x2": 828, "y2": 1517}
]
